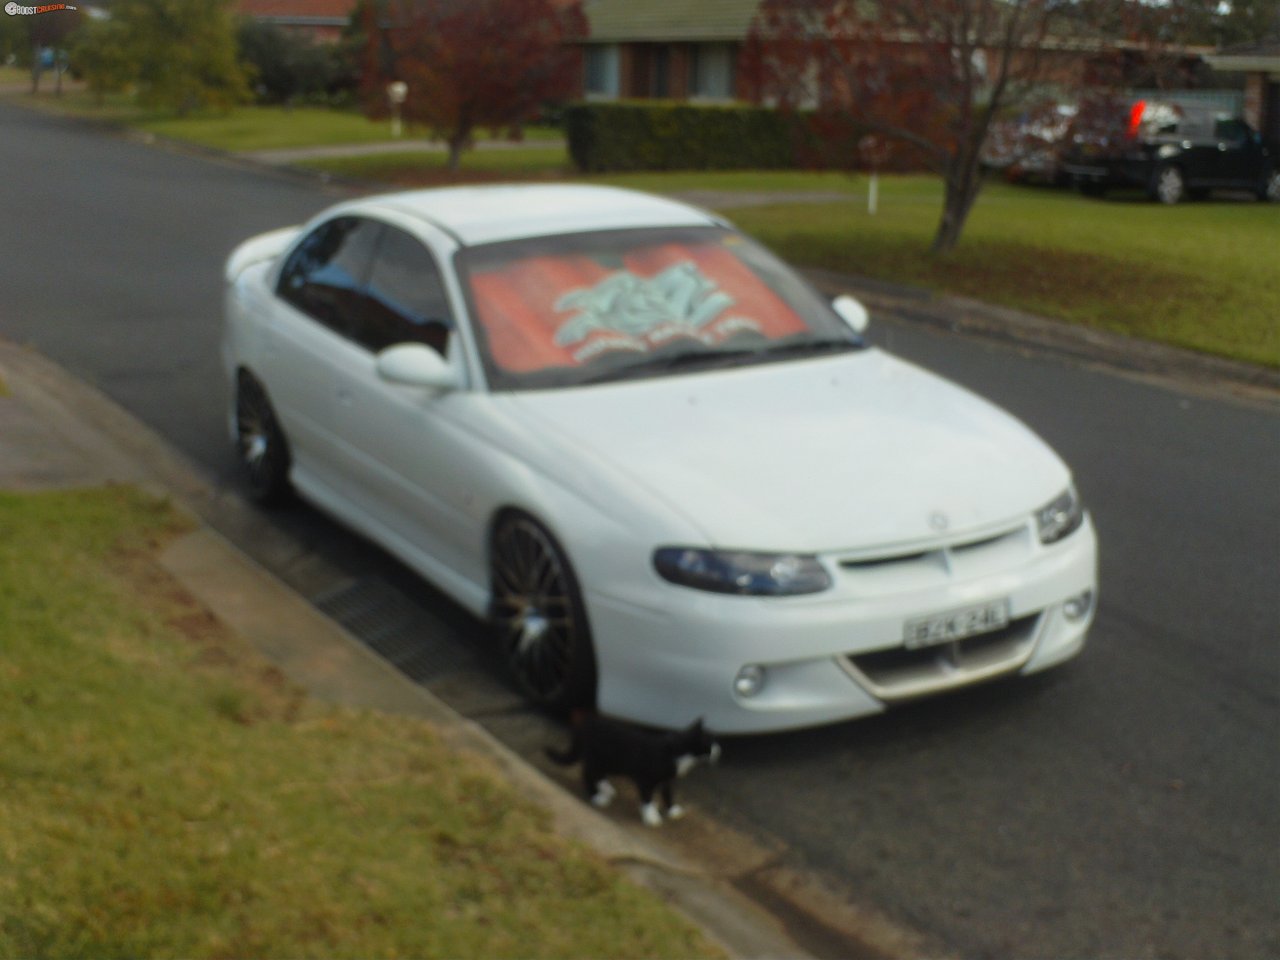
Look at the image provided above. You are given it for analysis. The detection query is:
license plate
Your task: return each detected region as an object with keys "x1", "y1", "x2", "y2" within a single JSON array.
[{"x1": 904, "y1": 600, "x2": 1010, "y2": 650}]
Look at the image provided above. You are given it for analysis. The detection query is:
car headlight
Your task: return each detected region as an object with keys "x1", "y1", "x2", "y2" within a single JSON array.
[
  {"x1": 653, "y1": 548, "x2": 832, "y2": 596},
  {"x1": 1036, "y1": 485, "x2": 1085, "y2": 545}
]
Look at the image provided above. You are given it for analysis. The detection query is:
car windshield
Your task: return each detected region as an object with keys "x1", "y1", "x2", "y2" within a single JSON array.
[{"x1": 455, "y1": 226, "x2": 864, "y2": 390}]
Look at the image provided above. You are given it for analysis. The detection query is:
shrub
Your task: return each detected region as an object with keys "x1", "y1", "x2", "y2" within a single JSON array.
[
  {"x1": 237, "y1": 19, "x2": 356, "y2": 107},
  {"x1": 563, "y1": 101, "x2": 941, "y2": 174},
  {"x1": 564, "y1": 100, "x2": 806, "y2": 172}
]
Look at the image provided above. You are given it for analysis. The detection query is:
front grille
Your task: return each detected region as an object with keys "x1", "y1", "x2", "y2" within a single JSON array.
[
  {"x1": 834, "y1": 524, "x2": 1032, "y2": 596},
  {"x1": 843, "y1": 613, "x2": 1042, "y2": 701}
]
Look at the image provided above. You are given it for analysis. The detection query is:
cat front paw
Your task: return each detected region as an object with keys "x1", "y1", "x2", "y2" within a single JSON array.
[
  {"x1": 591, "y1": 780, "x2": 617, "y2": 808},
  {"x1": 640, "y1": 802, "x2": 663, "y2": 827},
  {"x1": 666, "y1": 803, "x2": 686, "y2": 820}
]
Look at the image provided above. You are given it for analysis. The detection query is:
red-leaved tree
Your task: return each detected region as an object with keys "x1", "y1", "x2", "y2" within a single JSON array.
[
  {"x1": 744, "y1": 0, "x2": 1076, "y2": 254},
  {"x1": 360, "y1": 0, "x2": 586, "y2": 171}
]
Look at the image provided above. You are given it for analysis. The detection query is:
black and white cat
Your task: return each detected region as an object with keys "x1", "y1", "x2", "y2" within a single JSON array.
[{"x1": 546, "y1": 714, "x2": 721, "y2": 826}]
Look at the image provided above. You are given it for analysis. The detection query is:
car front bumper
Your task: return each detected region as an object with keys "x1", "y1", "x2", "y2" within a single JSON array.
[{"x1": 587, "y1": 516, "x2": 1098, "y2": 733}]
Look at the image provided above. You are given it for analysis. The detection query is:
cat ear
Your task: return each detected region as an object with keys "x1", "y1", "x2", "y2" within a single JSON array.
[{"x1": 691, "y1": 717, "x2": 705, "y2": 732}]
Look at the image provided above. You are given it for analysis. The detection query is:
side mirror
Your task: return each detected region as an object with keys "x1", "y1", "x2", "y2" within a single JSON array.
[
  {"x1": 832, "y1": 294, "x2": 870, "y2": 335},
  {"x1": 376, "y1": 343, "x2": 460, "y2": 391}
]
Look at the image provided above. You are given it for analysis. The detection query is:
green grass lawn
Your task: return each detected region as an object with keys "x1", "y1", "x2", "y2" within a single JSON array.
[
  {"x1": 8, "y1": 86, "x2": 561, "y2": 151},
  {"x1": 138, "y1": 110, "x2": 562, "y2": 153},
  {"x1": 0, "y1": 486, "x2": 719, "y2": 958},
  {"x1": 722, "y1": 179, "x2": 1279, "y2": 368},
  {"x1": 298, "y1": 145, "x2": 572, "y2": 184}
]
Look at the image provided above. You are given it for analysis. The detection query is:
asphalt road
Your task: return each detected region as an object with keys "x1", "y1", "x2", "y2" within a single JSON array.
[{"x1": 3, "y1": 101, "x2": 1277, "y2": 959}]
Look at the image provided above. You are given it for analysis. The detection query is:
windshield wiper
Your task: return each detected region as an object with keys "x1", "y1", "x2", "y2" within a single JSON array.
[
  {"x1": 579, "y1": 347, "x2": 763, "y2": 385},
  {"x1": 745, "y1": 338, "x2": 862, "y2": 360},
  {"x1": 578, "y1": 338, "x2": 861, "y2": 386}
]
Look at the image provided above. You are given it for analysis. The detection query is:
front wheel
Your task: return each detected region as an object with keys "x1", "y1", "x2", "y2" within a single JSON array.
[
  {"x1": 1151, "y1": 165, "x2": 1185, "y2": 204},
  {"x1": 489, "y1": 514, "x2": 597, "y2": 712}
]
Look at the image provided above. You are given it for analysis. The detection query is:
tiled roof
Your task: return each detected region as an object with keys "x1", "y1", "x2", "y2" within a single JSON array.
[
  {"x1": 1205, "y1": 37, "x2": 1280, "y2": 70},
  {"x1": 239, "y1": 0, "x2": 357, "y2": 21},
  {"x1": 583, "y1": 0, "x2": 762, "y2": 42},
  {"x1": 1216, "y1": 37, "x2": 1280, "y2": 56}
]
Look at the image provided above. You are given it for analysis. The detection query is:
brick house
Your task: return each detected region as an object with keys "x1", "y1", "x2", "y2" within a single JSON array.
[
  {"x1": 577, "y1": 0, "x2": 1208, "y2": 109},
  {"x1": 580, "y1": 0, "x2": 759, "y2": 101},
  {"x1": 1205, "y1": 41, "x2": 1280, "y2": 148},
  {"x1": 237, "y1": 0, "x2": 357, "y2": 43}
]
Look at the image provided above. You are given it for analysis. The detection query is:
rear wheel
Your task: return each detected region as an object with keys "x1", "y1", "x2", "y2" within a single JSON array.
[
  {"x1": 1259, "y1": 169, "x2": 1280, "y2": 203},
  {"x1": 489, "y1": 514, "x2": 596, "y2": 712},
  {"x1": 1151, "y1": 165, "x2": 1185, "y2": 204},
  {"x1": 235, "y1": 372, "x2": 291, "y2": 505}
]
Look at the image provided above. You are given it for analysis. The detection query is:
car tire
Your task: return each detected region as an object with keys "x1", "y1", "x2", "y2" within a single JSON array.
[
  {"x1": 234, "y1": 372, "x2": 292, "y2": 505},
  {"x1": 1259, "y1": 169, "x2": 1280, "y2": 203},
  {"x1": 1151, "y1": 165, "x2": 1185, "y2": 204},
  {"x1": 489, "y1": 513, "x2": 597, "y2": 712}
]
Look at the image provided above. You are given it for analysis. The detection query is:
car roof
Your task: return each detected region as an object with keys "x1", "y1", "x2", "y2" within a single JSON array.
[{"x1": 362, "y1": 184, "x2": 722, "y2": 247}]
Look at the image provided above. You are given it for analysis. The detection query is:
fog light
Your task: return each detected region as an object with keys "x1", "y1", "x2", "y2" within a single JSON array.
[
  {"x1": 734, "y1": 664, "x2": 766, "y2": 698},
  {"x1": 1063, "y1": 590, "x2": 1094, "y2": 622}
]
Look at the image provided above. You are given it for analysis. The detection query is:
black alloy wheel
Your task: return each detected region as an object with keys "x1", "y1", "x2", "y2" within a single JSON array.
[
  {"x1": 490, "y1": 514, "x2": 596, "y2": 711},
  {"x1": 235, "y1": 372, "x2": 291, "y2": 505}
]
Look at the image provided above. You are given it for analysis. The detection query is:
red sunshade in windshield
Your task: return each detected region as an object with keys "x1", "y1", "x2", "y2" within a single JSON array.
[{"x1": 470, "y1": 241, "x2": 808, "y2": 374}]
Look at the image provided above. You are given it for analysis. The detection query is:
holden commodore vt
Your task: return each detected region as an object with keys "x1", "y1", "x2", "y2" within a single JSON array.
[{"x1": 223, "y1": 184, "x2": 1097, "y2": 733}]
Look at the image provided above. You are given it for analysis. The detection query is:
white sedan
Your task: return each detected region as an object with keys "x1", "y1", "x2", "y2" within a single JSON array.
[{"x1": 223, "y1": 184, "x2": 1097, "y2": 733}]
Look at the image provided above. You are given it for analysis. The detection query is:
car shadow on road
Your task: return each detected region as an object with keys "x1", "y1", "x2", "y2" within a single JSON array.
[{"x1": 716, "y1": 667, "x2": 1077, "y2": 767}]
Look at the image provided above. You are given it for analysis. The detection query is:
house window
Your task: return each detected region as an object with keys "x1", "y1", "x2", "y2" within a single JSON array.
[
  {"x1": 651, "y1": 46, "x2": 670, "y2": 98},
  {"x1": 690, "y1": 44, "x2": 734, "y2": 100},
  {"x1": 584, "y1": 44, "x2": 620, "y2": 99}
]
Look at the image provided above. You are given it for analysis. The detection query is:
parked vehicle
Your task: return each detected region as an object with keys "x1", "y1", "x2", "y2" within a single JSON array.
[
  {"x1": 223, "y1": 185, "x2": 1098, "y2": 733},
  {"x1": 983, "y1": 102, "x2": 1077, "y2": 185},
  {"x1": 1062, "y1": 98, "x2": 1278, "y2": 203}
]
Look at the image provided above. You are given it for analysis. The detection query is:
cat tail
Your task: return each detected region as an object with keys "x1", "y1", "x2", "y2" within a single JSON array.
[{"x1": 544, "y1": 709, "x2": 591, "y2": 765}]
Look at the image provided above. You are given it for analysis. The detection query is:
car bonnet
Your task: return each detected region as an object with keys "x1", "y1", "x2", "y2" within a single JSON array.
[{"x1": 502, "y1": 349, "x2": 1070, "y2": 553}]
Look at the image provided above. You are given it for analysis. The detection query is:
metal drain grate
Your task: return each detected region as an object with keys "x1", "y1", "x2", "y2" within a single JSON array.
[{"x1": 314, "y1": 577, "x2": 480, "y2": 683}]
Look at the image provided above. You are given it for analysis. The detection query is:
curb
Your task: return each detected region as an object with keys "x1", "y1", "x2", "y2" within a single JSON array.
[
  {"x1": 801, "y1": 268, "x2": 1280, "y2": 404},
  {"x1": 0, "y1": 338, "x2": 818, "y2": 960},
  {"x1": 0, "y1": 92, "x2": 370, "y2": 195}
]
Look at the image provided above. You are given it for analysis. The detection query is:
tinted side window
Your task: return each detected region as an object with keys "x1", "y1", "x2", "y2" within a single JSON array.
[
  {"x1": 1214, "y1": 118, "x2": 1251, "y2": 144},
  {"x1": 277, "y1": 217, "x2": 382, "y2": 339},
  {"x1": 363, "y1": 228, "x2": 454, "y2": 355}
]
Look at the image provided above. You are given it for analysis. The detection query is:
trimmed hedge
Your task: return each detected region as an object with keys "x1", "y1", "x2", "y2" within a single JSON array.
[{"x1": 565, "y1": 100, "x2": 807, "y2": 173}]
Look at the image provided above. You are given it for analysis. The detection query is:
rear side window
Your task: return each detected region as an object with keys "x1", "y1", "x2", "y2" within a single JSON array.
[
  {"x1": 277, "y1": 217, "x2": 383, "y2": 340},
  {"x1": 1214, "y1": 118, "x2": 1251, "y2": 143},
  {"x1": 362, "y1": 227, "x2": 454, "y2": 355}
]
